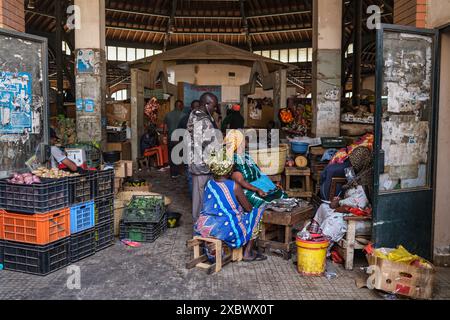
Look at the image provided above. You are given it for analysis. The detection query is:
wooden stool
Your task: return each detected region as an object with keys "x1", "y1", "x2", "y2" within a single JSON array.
[
  {"x1": 186, "y1": 236, "x2": 243, "y2": 274},
  {"x1": 339, "y1": 216, "x2": 372, "y2": 270},
  {"x1": 283, "y1": 167, "x2": 313, "y2": 201},
  {"x1": 259, "y1": 205, "x2": 314, "y2": 260}
]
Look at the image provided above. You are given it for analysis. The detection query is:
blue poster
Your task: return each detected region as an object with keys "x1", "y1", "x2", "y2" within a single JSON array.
[
  {"x1": 84, "y1": 99, "x2": 95, "y2": 112},
  {"x1": 0, "y1": 72, "x2": 33, "y2": 134},
  {"x1": 76, "y1": 98, "x2": 83, "y2": 111},
  {"x1": 183, "y1": 83, "x2": 222, "y2": 107},
  {"x1": 77, "y1": 49, "x2": 95, "y2": 74}
]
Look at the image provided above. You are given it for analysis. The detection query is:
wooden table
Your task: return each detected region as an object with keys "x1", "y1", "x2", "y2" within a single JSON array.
[{"x1": 258, "y1": 204, "x2": 315, "y2": 260}]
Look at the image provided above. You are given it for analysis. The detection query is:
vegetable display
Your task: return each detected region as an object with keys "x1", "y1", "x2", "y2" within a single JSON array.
[
  {"x1": 32, "y1": 167, "x2": 79, "y2": 179},
  {"x1": 8, "y1": 173, "x2": 41, "y2": 185},
  {"x1": 279, "y1": 109, "x2": 294, "y2": 124},
  {"x1": 125, "y1": 196, "x2": 164, "y2": 222}
]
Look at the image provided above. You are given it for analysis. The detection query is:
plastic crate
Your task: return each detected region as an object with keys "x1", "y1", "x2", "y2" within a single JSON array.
[
  {"x1": 94, "y1": 195, "x2": 114, "y2": 225},
  {"x1": 123, "y1": 195, "x2": 165, "y2": 223},
  {"x1": 107, "y1": 129, "x2": 127, "y2": 143},
  {"x1": 119, "y1": 214, "x2": 167, "y2": 243},
  {"x1": 68, "y1": 171, "x2": 95, "y2": 205},
  {"x1": 70, "y1": 201, "x2": 95, "y2": 234},
  {"x1": 0, "y1": 237, "x2": 70, "y2": 276},
  {"x1": 95, "y1": 220, "x2": 115, "y2": 252},
  {"x1": 0, "y1": 178, "x2": 69, "y2": 214},
  {"x1": 95, "y1": 169, "x2": 114, "y2": 199},
  {"x1": 0, "y1": 208, "x2": 70, "y2": 245},
  {"x1": 69, "y1": 227, "x2": 96, "y2": 263}
]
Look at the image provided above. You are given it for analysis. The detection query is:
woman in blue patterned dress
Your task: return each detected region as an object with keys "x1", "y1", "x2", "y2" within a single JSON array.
[{"x1": 194, "y1": 150, "x2": 267, "y2": 261}]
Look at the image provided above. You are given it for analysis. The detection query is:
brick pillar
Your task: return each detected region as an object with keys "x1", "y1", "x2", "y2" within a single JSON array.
[
  {"x1": 394, "y1": 0, "x2": 428, "y2": 28},
  {"x1": 0, "y1": 0, "x2": 25, "y2": 32}
]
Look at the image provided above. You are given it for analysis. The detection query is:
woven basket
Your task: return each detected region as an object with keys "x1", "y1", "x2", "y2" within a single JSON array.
[{"x1": 248, "y1": 144, "x2": 288, "y2": 176}]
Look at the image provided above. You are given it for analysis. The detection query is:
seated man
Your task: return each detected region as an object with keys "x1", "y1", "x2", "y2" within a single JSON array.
[
  {"x1": 194, "y1": 150, "x2": 267, "y2": 262},
  {"x1": 224, "y1": 130, "x2": 287, "y2": 208},
  {"x1": 140, "y1": 123, "x2": 159, "y2": 157}
]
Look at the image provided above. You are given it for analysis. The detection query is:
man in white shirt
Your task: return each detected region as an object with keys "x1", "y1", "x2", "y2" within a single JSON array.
[{"x1": 50, "y1": 128, "x2": 78, "y2": 172}]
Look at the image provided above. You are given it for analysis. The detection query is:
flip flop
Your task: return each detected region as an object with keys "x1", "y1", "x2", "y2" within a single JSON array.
[{"x1": 243, "y1": 253, "x2": 267, "y2": 262}]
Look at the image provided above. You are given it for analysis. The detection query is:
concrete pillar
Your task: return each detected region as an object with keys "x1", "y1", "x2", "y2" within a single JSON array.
[
  {"x1": 312, "y1": 0, "x2": 342, "y2": 137},
  {"x1": 0, "y1": 0, "x2": 25, "y2": 32},
  {"x1": 74, "y1": 0, "x2": 107, "y2": 145},
  {"x1": 273, "y1": 68, "x2": 287, "y2": 127}
]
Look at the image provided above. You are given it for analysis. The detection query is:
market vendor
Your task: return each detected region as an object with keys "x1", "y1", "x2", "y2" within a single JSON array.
[
  {"x1": 308, "y1": 146, "x2": 374, "y2": 244},
  {"x1": 195, "y1": 149, "x2": 267, "y2": 262},
  {"x1": 49, "y1": 128, "x2": 78, "y2": 172},
  {"x1": 319, "y1": 134, "x2": 374, "y2": 200},
  {"x1": 221, "y1": 104, "x2": 244, "y2": 131},
  {"x1": 224, "y1": 129, "x2": 287, "y2": 208}
]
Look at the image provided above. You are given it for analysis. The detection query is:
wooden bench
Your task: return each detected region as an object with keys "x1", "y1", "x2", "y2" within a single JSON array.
[{"x1": 186, "y1": 236, "x2": 243, "y2": 274}]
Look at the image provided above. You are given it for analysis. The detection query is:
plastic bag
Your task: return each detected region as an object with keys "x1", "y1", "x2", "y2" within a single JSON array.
[{"x1": 340, "y1": 186, "x2": 369, "y2": 209}]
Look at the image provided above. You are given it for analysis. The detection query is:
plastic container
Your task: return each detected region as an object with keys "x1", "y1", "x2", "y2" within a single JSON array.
[
  {"x1": 291, "y1": 141, "x2": 310, "y2": 154},
  {"x1": 68, "y1": 171, "x2": 95, "y2": 205},
  {"x1": 0, "y1": 208, "x2": 70, "y2": 245},
  {"x1": 122, "y1": 195, "x2": 165, "y2": 223},
  {"x1": 95, "y1": 169, "x2": 114, "y2": 199},
  {"x1": 296, "y1": 237, "x2": 329, "y2": 276},
  {"x1": 119, "y1": 214, "x2": 167, "y2": 243},
  {"x1": 95, "y1": 220, "x2": 115, "y2": 252},
  {"x1": 94, "y1": 195, "x2": 114, "y2": 225},
  {"x1": 0, "y1": 178, "x2": 69, "y2": 214},
  {"x1": 69, "y1": 227, "x2": 96, "y2": 263},
  {"x1": 0, "y1": 237, "x2": 70, "y2": 276},
  {"x1": 321, "y1": 137, "x2": 346, "y2": 149},
  {"x1": 70, "y1": 201, "x2": 95, "y2": 234}
]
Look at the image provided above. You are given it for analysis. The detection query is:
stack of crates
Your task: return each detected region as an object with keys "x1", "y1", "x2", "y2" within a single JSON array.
[
  {"x1": 119, "y1": 195, "x2": 167, "y2": 243},
  {"x1": 0, "y1": 178, "x2": 72, "y2": 275},
  {"x1": 0, "y1": 169, "x2": 116, "y2": 276}
]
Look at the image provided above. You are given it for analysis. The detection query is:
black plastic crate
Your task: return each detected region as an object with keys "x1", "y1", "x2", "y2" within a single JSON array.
[
  {"x1": 95, "y1": 220, "x2": 115, "y2": 252},
  {"x1": 0, "y1": 178, "x2": 69, "y2": 214},
  {"x1": 107, "y1": 129, "x2": 127, "y2": 143},
  {"x1": 119, "y1": 215, "x2": 167, "y2": 243},
  {"x1": 69, "y1": 227, "x2": 96, "y2": 263},
  {"x1": 123, "y1": 195, "x2": 165, "y2": 223},
  {"x1": 94, "y1": 169, "x2": 114, "y2": 199},
  {"x1": 0, "y1": 238, "x2": 70, "y2": 276},
  {"x1": 94, "y1": 195, "x2": 114, "y2": 225},
  {"x1": 68, "y1": 171, "x2": 95, "y2": 205}
]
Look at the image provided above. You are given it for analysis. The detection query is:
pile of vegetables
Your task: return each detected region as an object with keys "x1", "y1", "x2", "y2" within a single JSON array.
[
  {"x1": 125, "y1": 196, "x2": 164, "y2": 222},
  {"x1": 279, "y1": 109, "x2": 294, "y2": 124},
  {"x1": 32, "y1": 167, "x2": 79, "y2": 179},
  {"x1": 8, "y1": 173, "x2": 42, "y2": 185}
]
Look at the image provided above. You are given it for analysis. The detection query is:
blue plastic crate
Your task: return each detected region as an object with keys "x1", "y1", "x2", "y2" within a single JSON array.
[{"x1": 70, "y1": 201, "x2": 95, "y2": 234}]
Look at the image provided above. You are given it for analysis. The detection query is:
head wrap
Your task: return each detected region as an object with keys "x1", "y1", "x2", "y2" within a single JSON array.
[
  {"x1": 224, "y1": 129, "x2": 244, "y2": 153},
  {"x1": 232, "y1": 104, "x2": 241, "y2": 112},
  {"x1": 206, "y1": 149, "x2": 234, "y2": 177},
  {"x1": 349, "y1": 146, "x2": 372, "y2": 173}
]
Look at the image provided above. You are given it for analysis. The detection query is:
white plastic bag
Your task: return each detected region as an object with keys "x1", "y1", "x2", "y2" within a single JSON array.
[{"x1": 340, "y1": 186, "x2": 369, "y2": 209}]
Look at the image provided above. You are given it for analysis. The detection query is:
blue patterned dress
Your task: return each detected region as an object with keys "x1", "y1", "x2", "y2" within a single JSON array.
[{"x1": 194, "y1": 179, "x2": 265, "y2": 249}]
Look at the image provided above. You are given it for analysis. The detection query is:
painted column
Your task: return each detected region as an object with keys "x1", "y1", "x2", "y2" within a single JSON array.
[
  {"x1": 74, "y1": 0, "x2": 106, "y2": 145},
  {"x1": 273, "y1": 68, "x2": 287, "y2": 128},
  {"x1": 0, "y1": 0, "x2": 25, "y2": 32},
  {"x1": 312, "y1": 0, "x2": 342, "y2": 137}
]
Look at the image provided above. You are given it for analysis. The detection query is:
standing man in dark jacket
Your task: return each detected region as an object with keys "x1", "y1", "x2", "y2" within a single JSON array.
[
  {"x1": 187, "y1": 93, "x2": 221, "y2": 223},
  {"x1": 164, "y1": 100, "x2": 185, "y2": 178}
]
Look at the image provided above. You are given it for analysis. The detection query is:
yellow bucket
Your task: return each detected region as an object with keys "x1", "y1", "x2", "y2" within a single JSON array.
[{"x1": 296, "y1": 237, "x2": 329, "y2": 276}]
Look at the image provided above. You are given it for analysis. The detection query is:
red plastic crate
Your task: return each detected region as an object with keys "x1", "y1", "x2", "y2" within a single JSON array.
[{"x1": 0, "y1": 208, "x2": 70, "y2": 245}]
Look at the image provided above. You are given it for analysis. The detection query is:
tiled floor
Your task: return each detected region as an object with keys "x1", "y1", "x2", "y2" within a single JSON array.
[{"x1": 0, "y1": 169, "x2": 449, "y2": 300}]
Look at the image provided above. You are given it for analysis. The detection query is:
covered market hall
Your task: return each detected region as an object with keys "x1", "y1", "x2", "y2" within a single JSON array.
[{"x1": 0, "y1": 0, "x2": 449, "y2": 302}]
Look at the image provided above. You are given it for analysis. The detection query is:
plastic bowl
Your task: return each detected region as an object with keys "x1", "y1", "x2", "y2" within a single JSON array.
[
  {"x1": 167, "y1": 212, "x2": 182, "y2": 228},
  {"x1": 291, "y1": 141, "x2": 310, "y2": 154}
]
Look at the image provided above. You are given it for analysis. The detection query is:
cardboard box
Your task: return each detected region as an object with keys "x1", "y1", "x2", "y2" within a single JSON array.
[
  {"x1": 114, "y1": 177, "x2": 123, "y2": 194},
  {"x1": 114, "y1": 160, "x2": 133, "y2": 178},
  {"x1": 105, "y1": 141, "x2": 132, "y2": 160},
  {"x1": 106, "y1": 103, "x2": 131, "y2": 126},
  {"x1": 367, "y1": 254, "x2": 435, "y2": 300},
  {"x1": 114, "y1": 162, "x2": 127, "y2": 178}
]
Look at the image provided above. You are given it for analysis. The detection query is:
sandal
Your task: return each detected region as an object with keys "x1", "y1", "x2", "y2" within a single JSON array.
[{"x1": 243, "y1": 252, "x2": 267, "y2": 262}]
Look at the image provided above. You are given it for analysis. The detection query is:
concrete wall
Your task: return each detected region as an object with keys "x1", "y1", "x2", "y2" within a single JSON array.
[
  {"x1": 425, "y1": 3, "x2": 450, "y2": 264},
  {"x1": 75, "y1": 0, "x2": 106, "y2": 49},
  {"x1": 0, "y1": 0, "x2": 25, "y2": 32}
]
